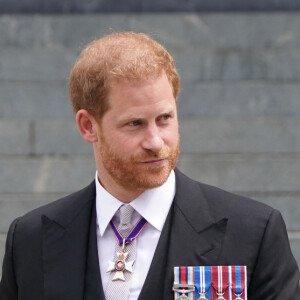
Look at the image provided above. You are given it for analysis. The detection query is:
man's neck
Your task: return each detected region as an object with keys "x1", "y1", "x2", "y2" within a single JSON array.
[{"x1": 96, "y1": 175, "x2": 146, "y2": 203}]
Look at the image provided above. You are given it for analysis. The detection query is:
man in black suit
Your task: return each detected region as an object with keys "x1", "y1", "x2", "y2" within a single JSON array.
[{"x1": 0, "y1": 32, "x2": 299, "y2": 300}]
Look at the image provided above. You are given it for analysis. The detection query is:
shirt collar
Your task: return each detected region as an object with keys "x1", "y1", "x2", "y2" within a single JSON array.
[{"x1": 95, "y1": 170, "x2": 176, "y2": 236}]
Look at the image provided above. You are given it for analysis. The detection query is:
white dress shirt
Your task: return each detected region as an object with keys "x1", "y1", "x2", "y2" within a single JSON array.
[{"x1": 95, "y1": 170, "x2": 176, "y2": 300}]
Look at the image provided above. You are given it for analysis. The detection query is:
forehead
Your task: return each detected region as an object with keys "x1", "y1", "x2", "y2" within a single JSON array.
[{"x1": 105, "y1": 73, "x2": 176, "y2": 118}]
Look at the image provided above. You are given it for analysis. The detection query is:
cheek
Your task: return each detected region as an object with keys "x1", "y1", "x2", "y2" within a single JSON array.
[
  {"x1": 164, "y1": 127, "x2": 179, "y2": 147},
  {"x1": 111, "y1": 134, "x2": 140, "y2": 153}
]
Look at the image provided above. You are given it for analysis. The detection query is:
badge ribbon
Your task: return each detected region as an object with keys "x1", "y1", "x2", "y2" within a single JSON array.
[
  {"x1": 212, "y1": 266, "x2": 229, "y2": 300},
  {"x1": 110, "y1": 217, "x2": 148, "y2": 246},
  {"x1": 230, "y1": 266, "x2": 247, "y2": 300},
  {"x1": 194, "y1": 266, "x2": 211, "y2": 300}
]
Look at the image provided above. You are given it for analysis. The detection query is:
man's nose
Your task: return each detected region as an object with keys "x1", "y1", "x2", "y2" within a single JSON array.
[{"x1": 141, "y1": 125, "x2": 164, "y2": 153}]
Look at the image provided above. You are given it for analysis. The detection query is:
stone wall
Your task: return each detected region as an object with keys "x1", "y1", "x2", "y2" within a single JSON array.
[
  {"x1": 1, "y1": 13, "x2": 300, "y2": 272},
  {"x1": 1, "y1": 0, "x2": 300, "y2": 13}
]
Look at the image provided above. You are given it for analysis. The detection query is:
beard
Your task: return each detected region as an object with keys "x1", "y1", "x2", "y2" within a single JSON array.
[{"x1": 98, "y1": 135, "x2": 179, "y2": 192}]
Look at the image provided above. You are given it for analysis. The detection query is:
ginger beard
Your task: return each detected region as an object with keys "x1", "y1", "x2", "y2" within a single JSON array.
[{"x1": 98, "y1": 133, "x2": 180, "y2": 192}]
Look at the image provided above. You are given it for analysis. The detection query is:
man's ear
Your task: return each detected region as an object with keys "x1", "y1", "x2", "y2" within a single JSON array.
[{"x1": 76, "y1": 109, "x2": 99, "y2": 143}]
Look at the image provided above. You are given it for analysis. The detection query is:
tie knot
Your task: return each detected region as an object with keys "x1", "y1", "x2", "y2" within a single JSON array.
[{"x1": 119, "y1": 205, "x2": 134, "y2": 227}]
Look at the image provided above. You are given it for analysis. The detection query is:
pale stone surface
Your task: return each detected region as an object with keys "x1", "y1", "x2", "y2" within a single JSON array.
[
  {"x1": 3, "y1": 47, "x2": 300, "y2": 81},
  {"x1": 178, "y1": 82, "x2": 300, "y2": 117},
  {"x1": 179, "y1": 117, "x2": 300, "y2": 153},
  {"x1": 34, "y1": 120, "x2": 91, "y2": 154},
  {"x1": 0, "y1": 81, "x2": 73, "y2": 119},
  {"x1": 1, "y1": 14, "x2": 300, "y2": 48},
  {"x1": 0, "y1": 121, "x2": 31, "y2": 154},
  {"x1": 177, "y1": 153, "x2": 300, "y2": 193},
  {"x1": 0, "y1": 234, "x2": 6, "y2": 274},
  {"x1": 0, "y1": 155, "x2": 95, "y2": 193}
]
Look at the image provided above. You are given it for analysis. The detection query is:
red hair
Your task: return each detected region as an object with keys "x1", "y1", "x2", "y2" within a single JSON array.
[{"x1": 69, "y1": 32, "x2": 180, "y2": 119}]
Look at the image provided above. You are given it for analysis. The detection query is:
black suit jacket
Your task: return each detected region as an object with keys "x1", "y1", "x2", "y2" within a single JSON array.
[{"x1": 0, "y1": 169, "x2": 299, "y2": 299}]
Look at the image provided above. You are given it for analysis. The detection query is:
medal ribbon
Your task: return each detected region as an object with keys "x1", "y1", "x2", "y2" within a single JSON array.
[
  {"x1": 195, "y1": 266, "x2": 211, "y2": 299},
  {"x1": 231, "y1": 266, "x2": 246, "y2": 298},
  {"x1": 110, "y1": 217, "x2": 147, "y2": 246},
  {"x1": 212, "y1": 266, "x2": 229, "y2": 299},
  {"x1": 174, "y1": 266, "x2": 195, "y2": 299}
]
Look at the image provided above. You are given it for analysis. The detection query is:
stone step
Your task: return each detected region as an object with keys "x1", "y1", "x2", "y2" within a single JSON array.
[
  {"x1": 2, "y1": 47, "x2": 300, "y2": 81},
  {"x1": 178, "y1": 81, "x2": 300, "y2": 117},
  {"x1": 1, "y1": 14, "x2": 300, "y2": 49},
  {"x1": 0, "y1": 48, "x2": 77, "y2": 81},
  {"x1": 1, "y1": 81, "x2": 300, "y2": 119},
  {"x1": 177, "y1": 153, "x2": 300, "y2": 193},
  {"x1": 0, "y1": 155, "x2": 95, "y2": 194},
  {"x1": 0, "y1": 81, "x2": 72, "y2": 119},
  {"x1": 174, "y1": 48, "x2": 300, "y2": 81},
  {"x1": 0, "y1": 234, "x2": 7, "y2": 275},
  {"x1": 179, "y1": 117, "x2": 300, "y2": 153}
]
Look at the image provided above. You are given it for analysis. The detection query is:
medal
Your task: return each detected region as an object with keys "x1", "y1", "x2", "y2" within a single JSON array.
[
  {"x1": 173, "y1": 284, "x2": 195, "y2": 300},
  {"x1": 216, "y1": 292, "x2": 225, "y2": 300},
  {"x1": 106, "y1": 239, "x2": 134, "y2": 281},
  {"x1": 107, "y1": 217, "x2": 147, "y2": 281},
  {"x1": 194, "y1": 266, "x2": 211, "y2": 300},
  {"x1": 212, "y1": 266, "x2": 229, "y2": 300},
  {"x1": 177, "y1": 295, "x2": 191, "y2": 300},
  {"x1": 230, "y1": 266, "x2": 247, "y2": 300}
]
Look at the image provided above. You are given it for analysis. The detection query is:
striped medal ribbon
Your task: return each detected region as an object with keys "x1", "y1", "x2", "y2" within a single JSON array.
[
  {"x1": 173, "y1": 267, "x2": 196, "y2": 300},
  {"x1": 195, "y1": 266, "x2": 211, "y2": 300},
  {"x1": 229, "y1": 266, "x2": 247, "y2": 300},
  {"x1": 212, "y1": 266, "x2": 229, "y2": 300}
]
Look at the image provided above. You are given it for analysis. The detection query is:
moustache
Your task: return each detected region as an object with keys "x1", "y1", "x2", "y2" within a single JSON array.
[{"x1": 132, "y1": 148, "x2": 172, "y2": 162}]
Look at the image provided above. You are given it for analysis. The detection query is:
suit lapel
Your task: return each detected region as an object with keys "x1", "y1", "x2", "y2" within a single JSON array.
[
  {"x1": 84, "y1": 201, "x2": 105, "y2": 300},
  {"x1": 139, "y1": 169, "x2": 228, "y2": 300},
  {"x1": 42, "y1": 182, "x2": 96, "y2": 300}
]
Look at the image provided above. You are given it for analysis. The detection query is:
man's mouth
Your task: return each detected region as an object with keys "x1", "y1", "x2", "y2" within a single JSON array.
[{"x1": 140, "y1": 158, "x2": 167, "y2": 166}]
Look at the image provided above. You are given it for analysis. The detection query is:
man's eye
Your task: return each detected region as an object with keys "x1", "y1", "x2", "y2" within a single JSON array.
[
  {"x1": 129, "y1": 120, "x2": 141, "y2": 126},
  {"x1": 161, "y1": 115, "x2": 170, "y2": 120}
]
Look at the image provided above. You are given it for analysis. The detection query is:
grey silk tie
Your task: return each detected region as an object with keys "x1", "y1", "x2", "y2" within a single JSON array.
[{"x1": 105, "y1": 205, "x2": 136, "y2": 300}]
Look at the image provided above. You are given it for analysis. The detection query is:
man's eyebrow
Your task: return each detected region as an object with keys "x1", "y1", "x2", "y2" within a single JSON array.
[
  {"x1": 117, "y1": 114, "x2": 144, "y2": 123},
  {"x1": 116, "y1": 109, "x2": 176, "y2": 126}
]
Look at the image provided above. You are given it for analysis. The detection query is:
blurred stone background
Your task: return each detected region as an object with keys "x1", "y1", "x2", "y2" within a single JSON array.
[{"x1": 1, "y1": 1, "x2": 300, "y2": 274}]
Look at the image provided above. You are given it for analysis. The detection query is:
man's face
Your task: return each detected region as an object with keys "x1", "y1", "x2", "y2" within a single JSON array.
[{"x1": 95, "y1": 72, "x2": 179, "y2": 197}]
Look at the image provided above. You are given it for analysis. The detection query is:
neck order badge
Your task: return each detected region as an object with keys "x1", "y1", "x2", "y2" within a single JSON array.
[
  {"x1": 107, "y1": 217, "x2": 147, "y2": 280},
  {"x1": 173, "y1": 266, "x2": 247, "y2": 300}
]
